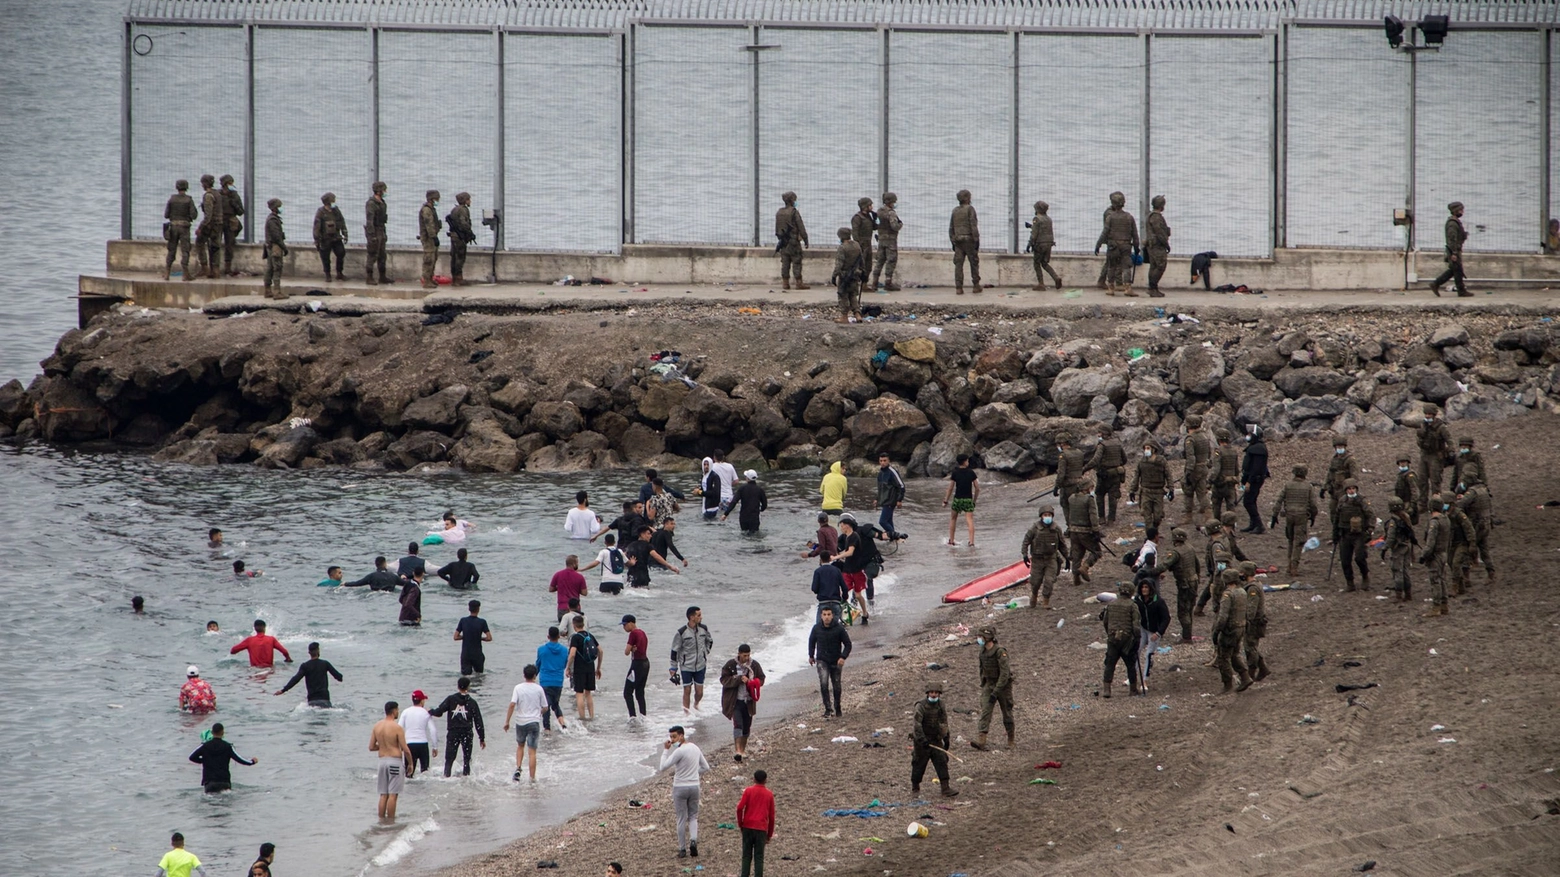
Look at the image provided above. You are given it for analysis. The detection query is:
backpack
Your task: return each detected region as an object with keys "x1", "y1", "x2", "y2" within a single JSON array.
[
  {"x1": 608, "y1": 548, "x2": 626, "y2": 575},
  {"x1": 580, "y1": 631, "x2": 600, "y2": 663}
]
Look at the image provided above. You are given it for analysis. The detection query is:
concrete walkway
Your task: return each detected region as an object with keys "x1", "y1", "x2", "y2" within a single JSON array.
[{"x1": 86, "y1": 269, "x2": 1560, "y2": 318}]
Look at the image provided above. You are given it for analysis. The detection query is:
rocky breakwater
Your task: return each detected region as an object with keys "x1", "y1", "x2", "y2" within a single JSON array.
[{"x1": 2, "y1": 305, "x2": 1557, "y2": 477}]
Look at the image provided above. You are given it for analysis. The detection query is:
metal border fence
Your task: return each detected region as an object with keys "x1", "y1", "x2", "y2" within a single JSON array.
[{"x1": 122, "y1": 1, "x2": 1557, "y2": 256}]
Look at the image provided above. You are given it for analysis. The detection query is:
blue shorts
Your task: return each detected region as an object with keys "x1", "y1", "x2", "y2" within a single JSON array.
[
  {"x1": 680, "y1": 669, "x2": 706, "y2": 687},
  {"x1": 514, "y1": 722, "x2": 540, "y2": 749}
]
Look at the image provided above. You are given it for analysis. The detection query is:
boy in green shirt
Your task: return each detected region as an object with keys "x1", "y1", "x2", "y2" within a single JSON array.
[{"x1": 155, "y1": 832, "x2": 208, "y2": 877}]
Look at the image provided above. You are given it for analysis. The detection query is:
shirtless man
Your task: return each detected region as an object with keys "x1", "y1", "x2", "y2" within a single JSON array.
[{"x1": 369, "y1": 701, "x2": 408, "y2": 820}]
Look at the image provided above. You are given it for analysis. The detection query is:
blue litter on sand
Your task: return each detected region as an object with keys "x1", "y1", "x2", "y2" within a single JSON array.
[
  {"x1": 1158, "y1": 704, "x2": 1171, "y2": 710},
  {"x1": 823, "y1": 809, "x2": 887, "y2": 818},
  {"x1": 1156, "y1": 646, "x2": 1172, "y2": 654},
  {"x1": 1133, "y1": 522, "x2": 1145, "y2": 528}
]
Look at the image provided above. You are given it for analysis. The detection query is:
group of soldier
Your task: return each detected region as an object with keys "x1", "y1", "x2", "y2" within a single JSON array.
[
  {"x1": 164, "y1": 180, "x2": 477, "y2": 296},
  {"x1": 1001, "y1": 407, "x2": 1497, "y2": 704},
  {"x1": 780, "y1": 188, "x2": 1179, "y2": 321}
]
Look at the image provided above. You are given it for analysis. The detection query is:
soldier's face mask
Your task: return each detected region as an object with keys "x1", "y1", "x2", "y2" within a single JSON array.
[
  {"x1": 1335, "y1": 447, "x2": 1346, "y2": 455},
  {"x1": 1399, "y1": 465, "x2": 1409, "y2": 472},
  {"x1": 1459, "y1": 448, "x2": 1469, "y2": 455},
  {"x1": 1347, "y1": 490, "x2": 1357, "y2": 498},
  {"x1": 1143, "y1": 449, "x2": 1152, "y2": 457},
  {"x1": 1041, "y1": 516, "x2": 1053, "y2": 525},
  {"x1": 976, "y1": 637, "x2": 985, "y2": 646},
  {"x1": 927, "y1": 696, "x2": 940, "y2": 703},
  {"x1": 1217, "y1": 562, "x2": 1227, "y2": 571}
]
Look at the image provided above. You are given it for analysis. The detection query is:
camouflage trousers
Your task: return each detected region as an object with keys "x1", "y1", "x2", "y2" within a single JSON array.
[
  {"x1": 1284, "y1": 517, "x2": 1308, "y2": 571},
  {"x1": 1068, "y1": 532, "x2": 1101, "y2": 587},
  {"x1": 1425, "y1": 557, "x2": 1448, "y2": 607},
  {"x1": 872, "y1": 241, "x2": 898, "y2": 284},
  {"x1": 1139, "y1": 491, "x2": 1165, "y2": 530},
  {"x1": 420, "y1": 240, "x2": 439, "y2": 283},
  {"x1": 976, "y1": 683, "x2": 1013, "y2": 736},
  {"x1": 1450, "y1": 545, "x2": 1470, "y2": 595},
  {"x1": 1214, "y1": 630, "x2": 1248, "y2": 689},
  {"x1": 196, "y1": 225, "x2": 222, "y2": 273},
  {"x1": 1389, "y1": 548, "x2": 1412, "y2": 598},
  {"x1": 1175, "y1": 583, "x2": 1196, "y2": 639},
  {"x1": 779, "y1": 243, "x2": 804, "y2": 282},
  {"x1": 1147, "y1": 245, "x2": 1169, "y2": 289},
  {"x1": 165, "y1": 221, "x2": 193, "y2": 275},
  {"x1": 1183, "y1": 472, "x2": 1210, "y2": 516},
  {"x1": 1211, "y1": 478, "x2": 1238, "y2": 520},
  {"x1": 1028, "y1": 556, "x2": 1060, "y2": 605},
  {"x1": 365, "y1": 230, "x2": 388, "y2": 282},
  {"x1": 1096, "y1": 468, "x2": 1123, "y2": 521},
  {"x1": 1105, "y1": 242, "x2": 1133, "y2": 288},
  {"x1": 1031, "y1": 244, "x2": 1060, "y2": 288},
  {"x1": 1243, "y1": 632, "x2": 1268, "y2": 678},
  {"x1": 1417, "y1": 453, "x2": 1445, "y2": 508},
  {"x1": 952, "y1": 238, "x2": 980, "y2": 288}
]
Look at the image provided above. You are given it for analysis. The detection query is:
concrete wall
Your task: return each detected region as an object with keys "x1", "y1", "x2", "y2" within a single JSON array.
[{"x1": 100, "y1": 239, "x2": 1560, "y2": 294}]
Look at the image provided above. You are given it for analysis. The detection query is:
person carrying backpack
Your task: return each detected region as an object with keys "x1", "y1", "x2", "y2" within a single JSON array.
[
  {"x1": 582, "y1": 533, "x2": 628, "y2": 595},
  {"x1": 565, "y1": 615, "x2": 602, "y2": 720}
]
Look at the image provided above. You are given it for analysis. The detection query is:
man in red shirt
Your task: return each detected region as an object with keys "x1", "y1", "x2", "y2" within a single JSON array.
[
  {"x1": 179, "y1": 665, "x2": 217, "y2": 714},
  {"x1": 549, "y1": 555, "x2": 588, "y2": 623},
  {"x1": 230, "y1": 619, "x2": 292, "y2": 668},
  {"x1": 621, "y1": 614, "x2": 650, "y2": 721},
  {"x1": 736, "y1": 769, "x2": 776, "y2": 877}
]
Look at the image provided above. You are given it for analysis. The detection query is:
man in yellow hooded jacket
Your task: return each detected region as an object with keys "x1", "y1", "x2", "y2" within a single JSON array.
[{"x1": 820, "y1": 461, "x2": 847, "y2": 516}]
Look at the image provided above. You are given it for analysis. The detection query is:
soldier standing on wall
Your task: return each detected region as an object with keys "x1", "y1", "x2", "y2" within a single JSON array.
[
  {"x1": 949, "y1": 190, "x2": 980, "y2": 294},
  {"x1": 219, "y1": 174, "x2": 244, "y2": 276},
  {"x1": 365, "y1": 182, "x2": 391, "y2": 285},
  {"x1": 775, "y1": 192, "x2": 809, "y2": 291},
  {"x1": 313, "y1": 193, "x2": 347, "y2": 281},
  {"x1": 447, "y1": 192, "x2": 476, "y2": 287},
  {"x1": 1430, "y1": 201, "x2": 1471, "y2": 297},
  {"x1": 1026, "y1": 200, "x2": 1061, "y2": 291},
  {"x1": 1144, "y1": 195, "x2": 1170, "y2": 298},
  {"x1": 851, "y1": 197, "x2": 875, "y2": 291},
  {"x1": 163, "y1": 179, "x2": 197, "y2": 282},
  {"x1": 1094, "y1": 191, "x2": 1139, "y2": 297},
  {"x1": 262, "y1": 198, "x2": 287, "y2": 299},
  {"x1": 418, "y1": 190, "x2": 442, "y2": 289},
  {"x1": 871, "y1": 192, "x2": 902, "y2": 291},
  {"x1": 197, "y1": 174, "x2": 226, "y2": 280}
]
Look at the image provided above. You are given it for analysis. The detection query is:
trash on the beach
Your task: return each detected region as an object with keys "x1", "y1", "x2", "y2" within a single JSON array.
[
  {"x1": 813, "y1": 828, "x2": 841, "y2": 840},
  {"x1": 1335, "y1": 683, "x2": 1378, "y2": 693},
  {"x1": 863, "y1": 847, "x2": 875, "y2": 856},
  {"x1": 796, "y1": 723, "x2": 809, "y2": 729},
  {"x1": 944, "y1": 634, "x2": 959, "y2": 641},
  {"x1": 1005, "y1": 600, "x2": 1019, "y2": 609},
  {"x1": 1062, "y1": 290, "x2": 1082, "y2": 299},
  {"x1": 1429, "y1": 648, "x2": 1439, "y2": 656},
  {"x1": 636, "y1": 825, "x2": 656, "y2": 831},
  {"x1": 801, "y1": 746, "x2": 818, "y2": 752},
  {"x1": 1354, "y1": 862, "x2": 1377, "y2": 873},
  {"x1": 536, "y1": 861, "x2": 558, "y2": 869},
  {"x1": 1438, "y1": 737, "x2": 1458, "y2": 744},
  {"x1": 1430, "y1": 724, "x2": 1446, "y2": 731},
  {"x1": 926, "y1": 662, "x2": 947, "y2": 670},
  {"x1": 1029, "y1": 778, "x2": 1058, "y2": 785},
  {"x1": 872, "y1": 728, "x2": 893, "y2": 737},
  {"x1": 737, "y1": 307, "x2": 762, "y2": 315},
  {"x1": 831, "y1": 736, "x2": 859, "y2": 744},
  {"x1": 1310, "y1": 595, "x2": 1324, "y2": 602},
  {"x1": 716, "y1": 822, "x2": 737, "y2": 829},
  {"x1": 1114, "y1": 537, "x2": 1136, "y2": 545},
  {"x1": 1128, "y1": 347, "x2": 1145, "y2": 359},
  {"x1": 1034, "y1": 761, "x2": 1063, "y2": 770},
  {"x1": 1087, "y1": 641, "x2": 1107, "y2": 650},
  {"x1": 627, "y1": 799, "x2": 645, "y2": 808},
  {"x1": 906, "y1": 821, "x2": 930, "y2": 838},
  {"x1": 822, "y1": 808, "x2": 885, "y2": 818},
  {"x1": 1056, "y1": 619, "x2": 1065, "y2": 629},
  {"x1": 1156, "y1": 646, "x2": 1172, "y2": 654},
  {"x1": 927, "y1": 327, "x2": 943, "y2": 335},
  {"x1": 1158, "y1": 704, "x2": 1170, "y2": 710},
  {"x1": 955, "y1": 776, "x2": 974, "y2": 783},
  {"x1": 1303, "y1": 536, "x2": 1321, "y2": 551},
  {"x1": 1095, "y1": 592, "x2": 1118, "y2": 603},
  {"x1": 1298, "y1": 715, "x2": 1319, "y2": 725}
]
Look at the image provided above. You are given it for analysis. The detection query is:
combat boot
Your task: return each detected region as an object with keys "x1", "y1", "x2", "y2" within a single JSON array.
[
  {"x1": 1254, "y1": 660, "x2": 1270, "y2": 681},
  {"x1": 793, "y1": 281, "x2": 809, "y2": 290},
  {"x1": 161, "y1": 267, "x2": 170, "y2": 281},
  {"x1": 1096, "y1": 279, "x2": 1108, "y2": 290},
  {"x1": 1220, "y1": 675, "x2": 1233, "y2": 694},
  {"x1": 1422, "y1": 603, "x2": 1443, "y2": 618},
  {"x1": 1235, "y1": 672, "x2": 1253, "y2": 692},
  {"x1": 1101, "y1": 682, "x2": 1111, "y2": 699},
  {"x1": 182, "y1": 269, "x2": 196, "y2": 283},
  {"x1": 336, "y1": 272, "x2": 346, "y2": 282},
  {"x1": 1122, "y1": 282, "x2": 1139, "y2": 297},
  {"x1": 453, "y1": 274, "x2": 467, "y2": 287},
  {"x1": 782, "y1": 278, "x2": 790, "y2": 290},
  {"x1": 884, "y1": 281, "x2": 900, "y2": 291},
  {"x1": 1148, "y1": 287, "x2": 1165, "y2": 298},
  {"x1": 1360, "y1": 571, "x2": 1370, "y2": 590},
  {"x1": 1006, "y1": 728, "x2": 1016, "y2": 747},
  {"x1": 969, "y1": 734, "x2": 989, "y2": 751},
  {"x1": 1402, "y1": 585, "x2": 1412, "y2": 603},
  {"x1": 941, "y1": 786, "x2": 959, "y2": 798},
  {"x1": 1041, "y1": 597, "x2": 1051, "y2": 610},
  {"x1": 1128, "y1": 677, "x2": 1140, "y2": 696},
  {"x1": 911, "y1": 783, "x2": 920, "y2": 796},
  {"x1": 955, "y1": 285, "x2": 965, "y2": 295},
  {"x1": 1032, "y1": 283, "x2": 1044, "y2": 291},
  {"x1": 1180, "y1": 625, "x2": 1192, "y2": 642},
  {"x1": 1485, "y1": 569, "x2": 1497, "y2": 587}
]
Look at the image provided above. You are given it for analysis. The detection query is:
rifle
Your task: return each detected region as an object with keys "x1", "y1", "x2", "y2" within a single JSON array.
[
  {"x1": 774, "y1": 229, "x2": 789, "y2": 254},
  {"x1": 1025, "y1": 475, "x2": 1059, "y2": 503},
  {"x1": 1326, "y1": 539, "x2": 1337, "y2": 582}
]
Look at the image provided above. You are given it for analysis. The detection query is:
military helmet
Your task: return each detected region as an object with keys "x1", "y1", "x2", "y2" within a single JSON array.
[
  {"x1": 1458, "y1": 436, "x2": 1474, "y2": 447},
  {"x1": 1034, "y1": 200, "x2": 1048, "y2": 213},
  {"x1": 1146, "y1": 439, "x2": 1163, "y2": 453},
  {"x1": 425, "y1": 189, "x2": 440, "y2": 201},
  {"x1": 1388, "y1": 496, "x2": 1405, "y2": 510},
  {"x1": 836, "y1": 226, "x2": 852, "y2": 240},
  {"x1": 1117, "y1": 581, "x2": 1134, "y2": 597},
  {"x1": 1448, "y1": 201, "x2": 1463, "y2": 212},
  {"x1": 1204, "y1": 521, "x2": 1222, "y2": 536},
  {"x1": 977, "y1": 625, "x2": 997, "y2": 641},
  {"x1": 1170, "y1": 528, "x2": 1188, "y2": 542},
  {"x1": 1057, "y1": 432, "x2": 1074, "y2": 446},
  {"x1": 882, "y1": 192, "x2": 897, "y2": 205},
  {"x1": 1097, "y1": 423, "x2": 1113, "y2": 436},
  {"x1": 956, "y1": 189, "x2": 971, "y2": 203},
  {"x1": 1109, "y1": 191, "x2": 1125, "y2": 207},
  {"x1": 1215, "y1": 428, "x2": 1231, "y2": 442},
  {"x1": 456, "y1": 191, "x2": 471, "y2": 204},
  {"x1": 782, "y1": 191, "x2": 797, "y2": 204},
  {"x1": 858, "y1": 196, "x2": 873, "y2": 209},
  {"x1": 1039, "y1": 504, "x2": 1055, "y2": 515},
  {"x1": 1423, "y1": 402, "x2": 1439, "y2": 414},
  {"x1": 1151, "y1": 194, "x2": 1165, "y2": 210},
  {"x1": 1396, "y1": 453, "x2": 1411, "y2": 464},
  {"x1": 1077, "y1": 474, "x2": 1095, "y2": 491},
  {"x1": 1185, "y1": 414, "x2": 1203, "y2": 428},
  {"x1": 175, "y1": 179, "x2": 189, "y2": 191},
  {"x1": 1343, "y1": 478, "x2": 1358, "y2": 490},
  {"x1": 1220, "y1": 511, "x2": 1237, "y2": 526},
  {"x1": 1221, "y1": 568, "x2": 1242, "y2": 585},
  {"x1": 219, "y1": 173, "x2": 234, "y2": 186},
  {"x1": 1293, "y1": 464, "x2": 1308, "y2": 477},
  {"x1": 1334, "y1": 437, "x2": 1348, "y2": 447},
  {"x1": 200, "y1": 173, "x2": 215, "y2": 186},
  {"x1": 372, "y1": 181, "x2": 387, "y2": 194},
  {"x1": 925, "y1": 681, "x2": 943, "y2": 694},
  {"x1": 321, "y1": 192, "x2": 335, "y2": 205},
  {"x1": 1428, "y1": 492, "x2": 1444, "y2": 506},
  {"x1": 1239, "y1": 560, "x2": 1257, "y2": 576},
  {"x1": 267, "y1": 198, "x2": 282, "y2": 210}
]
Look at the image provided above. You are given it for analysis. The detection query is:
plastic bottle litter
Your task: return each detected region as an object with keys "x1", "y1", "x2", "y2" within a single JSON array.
[
  {"x1": 1056, "y1": 618, "x2": 1065, "y2": 629},
  {"x1": 1303, "y1": 536, "x2": 1321, "y2": 551}
]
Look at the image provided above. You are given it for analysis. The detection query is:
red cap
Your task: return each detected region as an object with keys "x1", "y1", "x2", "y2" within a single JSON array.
[{"x1": 412, "y1": 690, "x2": 426, "y2": 701}]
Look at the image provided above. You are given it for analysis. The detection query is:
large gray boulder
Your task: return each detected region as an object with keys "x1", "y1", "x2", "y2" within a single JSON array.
[
  {"x1": 1445, "y1": 385, "x2": 1527, "y2": 421},
  {"x1": 875, "y1": 355, "x2": 932, "y2": 393},
  {"x1": 1428, "y1": 322, "x2": 1469, "y2": 349},
  {"x1": 526, "y1": 400, "x2": 586, "y2": 440},
  {"x1": 916, "y1": 382, "x2": 962, "y2": 433},
  {"x1": 1236, "y1": 345, "x2": 1287, "y2": 381},
  {"x1": 614, "y1": 422, "x2": 665, "y2": 463},
  {"x1": 490, "y1": 379, "x2": 540, "y2": 418},
  {"x1": 1273, "y1": 366, "x2": 1354, "y2": 399},
  {"x1": 1050, "y1": 367, "x2": 1129, "y2": 417},
  {"x1": 846, "y1": 396, "x2": 934, "y2": 459},
  {"x1": 1286, "y1": 395, "x2": 1350, "y2": 422},
  {"x1": 638, "y1": 380, "x2": 690, "y2": 424},
  {"x1": 993, "y1": 379, "x2": 1038, "y2": 405},
  {"x1": 387, "y1": 430, "x2": 453, "y2": 469},
  {"x1": 1171, "y1": 346, "x2": 1225, "y2": 396},
  {"x1": 1410, "y1": 368, "x2": 1462, "y2": 404},
  {"x1": 969, "y1": 402, "x2": 1031, "y2": 442},
  {"x1": 401, "y1": 384, "x2": 469, "y2": 430},
  {"x1": 1128, "y1": 374, "x2": 1172, "y2": 408},
  {"x1": 450, "y1": 419, "x2": 521, "y2": 473},
  {"x1": 256, "y1": 425, "x2": 320, "y2": 469},
  {"x1": 1221, "y1": 371, "x2": 1281, "y2": 412},
  {"x1": 982, "y1": 440, "x2": 1036, "y2": 475},
  {"x1": 1440, "y1": 345, "x2": 1475, "y2": 370},
  {"x1": 926, "y1": 428, "x2": 974, "y2": 478}
]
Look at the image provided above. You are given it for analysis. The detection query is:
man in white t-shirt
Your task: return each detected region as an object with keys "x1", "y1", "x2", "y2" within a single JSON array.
[
  {"x1": 579, "y1": 532, "x2": 628, "y2": 595},
  {"x1": 565, "y1": 491, "x2": 603, "y2": 540},
  {"x1": 709, "y1": 450, "x2": 739, "y2": 514},
  {"x1": 398, "y1": 690, "x2": 438, "y2": 778},
  {"x1": 503, "y1": 664, "x2": 549, "y2": 781}
]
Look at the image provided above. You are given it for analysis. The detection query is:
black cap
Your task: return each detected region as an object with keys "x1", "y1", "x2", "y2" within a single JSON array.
[{"x1": 619, "y1": 614, "x2": 636, "y2": 625}]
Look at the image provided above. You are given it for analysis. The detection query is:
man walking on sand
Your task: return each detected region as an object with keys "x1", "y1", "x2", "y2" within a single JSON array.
[
  {"x1": 504, "y1": 664, "x2": 548, "y2": 781},
  {"x1": 369, "y1": 702, "x2": 407, "y2": 820},
  {"x1": 736, "y1": 769, "x2": 776, "y2": 877},
  {"x1": 660, "y1": 724, "x2": 710, "y2": 859}
]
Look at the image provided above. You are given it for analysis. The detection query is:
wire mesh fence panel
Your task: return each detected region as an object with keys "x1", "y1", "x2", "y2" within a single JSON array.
[
  {"x1": 1148, "y1": 36, "x2": 1271, "y2": 258},
  {"x1": 756, "y1": 27, "x2": 880, "y2": 252},
  {"x1": 254, "y1": 27, "x2": 372, "y2": 249},
  {"x1": 1553, "y1": 33, "x2": 1558, "y2": 244},
  {"x1": 378, "y1": 30, "x2": 496, "y2": 247},
  {"x1": 1416, "y1": 30, "x2": 1543, "y2": 253},
  {"x1": 504, "y1": 33, "x2": 620, "y2": 253},
  {"x1": 633, "y1": 26, "x2": 751, "y2": 245},
  {"x1": 129, "y1": 25, "x2": 247, "y2": 240},
  {"x1": 887, "y1": 30, "x2": 1012, "y2": 251},
  {"x1": 1287, "y1": 27, "x2": 1409, "y2": 250},
  {"x1": 1018, "y1": 34, "x2": 1142, "y2": 254}
]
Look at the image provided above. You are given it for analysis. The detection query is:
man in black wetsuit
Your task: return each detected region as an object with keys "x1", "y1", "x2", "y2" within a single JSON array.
[
  {"x1": 429, "y1": 676, "x2": 486, "y2": 777},
  {"x1": 189, "y1": 722, "x2": 256, "y2": 793},
  {"x1": 274, "y1": 642, "x2": 343, "y2": 708},
  {"x1": 345, "y1": 556, "x2": 399, "y2": 591},
  {"x1": 437, "y1": 547, "x2": 481, "y2": 590}
]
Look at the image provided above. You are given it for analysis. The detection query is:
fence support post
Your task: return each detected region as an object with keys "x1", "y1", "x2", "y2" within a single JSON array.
[
  {"x1": 121, "y1": 19, "x2": 133, "y2": 239},
  {"x1": 493, "y1": 28, "x2": 505, "y2": 254},
  {"x1": 369, "y1": 26, "x2": 381, "y2": 194},
  {"x1": 623, "y1": 26, "x2": 635, "y2": 246},
  {"x1": 750, "y1": 24, "x2": 761, "y2": 248},
  {"x1": 1008, "y1": 30, "x2": 1020, "y2": 255},
  {"x1": 1406, "y1": 47, "x2": 1417, "y2": 259},
  {"x1": 1140, "y1": 32, "x2": 1151, "y2": 229},
  {"x1": 243, "y1": 22, "x2": 255, "y2": 243},
  {"x1": 879, "y1": 27, "x2": 890, "y2": 200},
  {"x1": 1273, "y1": 23, "x2": 1287, "y2": 253},
  {"x1": 1541, "y1": 28, "x2": 1552, "y2": 251}
]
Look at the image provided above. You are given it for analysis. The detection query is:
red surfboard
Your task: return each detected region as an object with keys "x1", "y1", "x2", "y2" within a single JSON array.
[{"x1": 942, "y1": 561, "x2": 1030, "y2": 604}]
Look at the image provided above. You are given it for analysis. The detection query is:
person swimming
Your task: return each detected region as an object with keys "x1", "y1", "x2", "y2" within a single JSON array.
[
  {"x1": 206, "y1": 620, "x2": 221, "y2": 633},
  {"x1": 132, "y1": 595, "x2": 146, "y2": 614},
  {"x1": 317, "y1": 566, "x2": 344, "y2": 587},
  {"x1": 234, "y1": 560, "x2": 263, "y2": 578}
]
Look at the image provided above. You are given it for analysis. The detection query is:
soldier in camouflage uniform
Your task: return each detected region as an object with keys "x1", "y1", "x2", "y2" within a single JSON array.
[
  {"x1": 1026, "y1": 200, "x2": 1061, "y2": 290},
  {"x1": 196, "y1": 174, "x2": 226, "y2": 279},
  {"x1": 1086, "y1": 424, "x2": 1128, "y2": 522},
  {"x1": 1144, "y1": 194, "x2": 1170, "y2": 298},
  {"x1": 1454, "y1": 483, "x2": 1495, "y2": 588},
  {"x1": 1452, "y1": 436, "x2": 1487, "y2": 492},
  {"x1": 1241, "y1": 562, "x2": 1270, "y2": 682},
  {"x1": 162, "y1": 179, "x2": 197, "y2": 281},
  {"x1": 262, "y1": 198, "x2": 287, "y2": 299},
  {"x1": 851, "y1": 197, "x2": 875, "y2": 291},
  {"x1": 871, "y1": 192, "x2": 902, "y2": 291},
  {"x1": 949, "y1": 190, "x2": 980, "y2": 294},
  {"x1": 970, "y1": 625, "x2": 1013, "y2": 750},
  {"x1": 1099, "y1": 581, "x2": 1141, "y2": 697},
  {"x1": 1416, "y1": 404, "x2": 1452, "y2": 509},
  {"x1": 418, "y1": 190, "x2": 442, "y2": 289},
  {"x1": 774, "y1": 191, "x2": 809, "y2": 290},
  {"x1": 1146, "y1": 527, "x2": 1200, "y2": 642},
  {"x1": 1270, "y1": 464, "x2": 1318, "y2": 577},
  {"x1": 830, "y1": 227, "x2": 863, "y2": 323},
  {"x1": 313, "y1": 192, "x2": 347, "y2": 281},
  {"x1": 1054, "y1": 432, "x2": 1086, "y2": 524},
  {"x1": 909, "y1": 682, "x2": 957, "y2": 797},
  {"x1": 219, "y1": 174, "x2": 244, "y2": 276},
  {"x1": 1211, "y1": 567, "x2": 1251, "y2": 693},
  {"x1": 1333, "y1": 479, "x2": 1373, "y2": 591},
  {"x1": 1445, "y1": 492, "x2": 1477, "y2": 597},
  {"x1": 1209, "y1": 428, "x2": 1241, "y2": 520},
  {"x1": 1383, "y1": 496, "x2": 1417, "y2": 603},
  {"x1": 447, "y1": 192, "x2": 475, "y2": 286},
  {"x1": 1393, "y1": 453, "x2": 1421, "y2": 526},
  {"x1": 1218, "y1": 511, "x2": 1249, "y2": 568},
  {"x1": 1418, "y1": 494, "x2": 1452, "y2": 616},
  {"x1": 365, "y1": 182, "x2": 391, "y2": 285},
  {"x1": 1021, "y1": 505, "x2": 1068, "y2": 610},
  {"x1": 1129, "y1": 439, "x2": 1171, "y2": 530},
  {"x1": 1430, "y1": 201, "x2": 1470, "y2": 297},
  {"x1": 1181, "y1": 414, "x2": 1212, "y2": 518},
  {"x1": 1196, "y1": 522, "x2": 1233, "y2": 617},
  {"x1": 1094, "y1": 191, "x2": 1140, "y2": 296},
  {"x1": 1066, "y1": 476, "x2": 1102, "y2": 587},
  {"x1": 1322, "y1": 436, "x2": 1360, "y2": 528}
]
